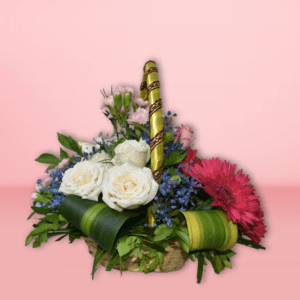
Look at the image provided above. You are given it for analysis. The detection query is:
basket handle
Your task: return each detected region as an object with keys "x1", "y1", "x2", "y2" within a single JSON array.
[
  {"x1": 140, "y1": 61, "x2": 164, "y2": 227},
  {"x1": 140, "y1": 61, "x2": 164, "y2": 182}
]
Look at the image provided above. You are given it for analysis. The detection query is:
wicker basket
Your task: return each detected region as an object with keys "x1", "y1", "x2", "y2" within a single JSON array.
[{"x1": 80, "y1": 236, "x2": 188, "y2": 272}]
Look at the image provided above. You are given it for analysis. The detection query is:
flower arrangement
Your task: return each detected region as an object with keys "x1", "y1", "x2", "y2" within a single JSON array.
[{"x1": 26, "y1": 61, "x2": 266, "y2": 283}]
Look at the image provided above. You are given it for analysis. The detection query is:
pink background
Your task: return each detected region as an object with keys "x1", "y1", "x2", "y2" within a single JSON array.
[{"x1": 0, "y1": 1, "x2": 299, "y2": 299}]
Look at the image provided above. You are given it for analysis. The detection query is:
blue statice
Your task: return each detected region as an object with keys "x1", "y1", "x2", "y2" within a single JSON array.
[
  {"x1": 32, "y1": 164, "x2": 70, "y2": 213},
  {"x1": 154, "y1": 168, "x2": 202, "y2": 227}
]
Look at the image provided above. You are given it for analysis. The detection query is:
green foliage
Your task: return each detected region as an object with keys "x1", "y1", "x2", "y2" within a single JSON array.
[
  {"x1": 25, "y1": 211, "x2": 68, "y2": 247},
  {"x1": 57, "y1": 133, "x2": 82, "y2": 155},
  {"x1": 154, "y1": 224, "x2": 173, "y2": 241},
  {"x1": 132, "y1": 122, "x2": 150, "y2": 137},
  {"x1": 237, "y1": 232, "x2": 266, "y2": 250},
  {"x1": 164, "y1": 151, "x2": 187, "y2": 167},
  {"x1": 189, "y1": 248, "x2": 237, "y2": 283},
  {"x1": 164, "y1": 132, "x2": 174, "y2": 142},
  {"x1": 189, "y1": 197, "x2": 214, "y2": 211},
  {"x1": 35, "y1": 153, "x2": 60, "y2": 165},
  {"x1": 60, "y1": 148, "x2": 69, "y2": 159},
  {"x1": 92, "y1": 246, "x2": 106, "y2": 279}
]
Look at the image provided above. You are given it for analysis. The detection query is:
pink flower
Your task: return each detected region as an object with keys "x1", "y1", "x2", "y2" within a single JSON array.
[
  {"x1": 56, "y1": 158, "x2": 70, "y2": 170},
  {"x1": 31, "y1": 193, "x2": 37, "y2": 201},
  {"x1": 115, "y1": 85, "x2": 135, "y2": 96},
  {"x1": 127, "y1": 107, "x2": 149, "y2": 126},
  {"x1": 42, "y1": 177, "x2": 52, "y2": 188},
  {"x1": 35, "y1": 183, "x2": 41, "y2": 192},
  {"x1": 132, "y1": 98, "x2": 149, "y2": 107},
  {"x1": 173, "y1": 124, "x2": 195, "y2": 148},
  {"x1": 101, "y1": 95, "x2": 114, "y2": 109}
]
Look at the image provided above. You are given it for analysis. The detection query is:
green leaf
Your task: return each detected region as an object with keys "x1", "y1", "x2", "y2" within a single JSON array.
[
  {"x1": 60, "y1": 148, "x2": 69, "y2": 159},
  {"x1": 151, "y1": 202, "x2": 158, "y2": 215},
  {"x1": 157, "y1": 251, "x2": 164, "y2": 271},
  {"x1": 139, "y1": 257, "x2": 146, "y2": 272},
  {"x1": 132, "y1": 122, "x2": 151, "y2": 137},
  {"x1": 222, "y1": 259, "x2": 232, "y2": 269},
  {"x1": 92, "y1": 246, "x2": 106, "y2": 279},
  {"x1": 149, "y1": 255, "x2": 159, "y2": 271},
  {"x1": 154, "y1": 224, "x2": 174, "y2": 242},
  {"x1": 30, "y1": 223, "x2": 57, "y2": 235},
  {"x1": 214, "y1": 255, "x2": 225, "y2": 273},
  {"x1": 164, "y1": 151, "x2": 187, "y2": 167},
  {"x1": 126, "y1": 236, "x2": 137, "y2": 248},
  {"x1": 196, "y1": 252, "x2": 205, "y2": 284},
  {"x1": 25, "y1": 233, "x2": 36, "y2": 246},
  {"x1": 105, "y1": 251, "x2": 120, "y2": 271},
  {"x1": 169, "y1": 175, "x2": 181, "y2": 184},
  {"x1": 175, "y1": 229, "x2": 190, "y2": 247},
  {"x1": 57, "y1": 133, "x2": 71, "y2": 149},
  {"x1": 177, "y1": 236, "x2": 190, "y2": 253},
  {"x1": 57, "y1": 133, "x2": 82, "y2": 155},
  {"x1": 35, "y1": 194, "x2": 51, "y2": 204},
  {"x1": 27, "y1": 211, "x2": 35, "y2": 220},
  {"x1": 164, "y1": 132, "x2": 174, "y2": 142},
  {"x1": 35, "y1": 153, "x2": 60, "y2": 165},
  {"x1": 46, "y1": 164, "x2": 56, "y2": 171},
  {"x1": 39, "y1": 231, "x2": 48, "y2": 243},
  {"x1": 58, "y1": 214, "x2": 68, "y2": 222},
  {"x1": 43, "y1": 213, "x2": 59, "y2": 223},
  {"x1": 116, "y1": 236, "x2": 135, "y2": 257},
  {"x1": 68, "y1": 136, "x2": 81, "y2": 154},
  {"x1": 55, "y1": 233, "x2": 68, "y2": 241},
  {"x1": 189, "y1": 253, "x2": 196, "y2": 262},
  {"x1": 237, "y1": 236, "x2": 266, "y2": 250},
  {"x1": 30, "y1": 206, "x2": 53, "y2": 215}
]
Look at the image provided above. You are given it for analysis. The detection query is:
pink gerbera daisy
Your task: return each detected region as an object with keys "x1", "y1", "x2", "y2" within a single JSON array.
[{"x1": 188, "y1": 158, "x2": 266, "y2": 244}]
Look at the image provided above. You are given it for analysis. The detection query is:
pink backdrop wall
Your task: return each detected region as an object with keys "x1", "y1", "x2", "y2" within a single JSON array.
[{"x1": 1, "y1": 0, "x2": 299, "y2": 187}]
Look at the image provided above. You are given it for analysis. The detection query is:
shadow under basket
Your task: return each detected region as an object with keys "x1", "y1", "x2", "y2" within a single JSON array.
[{"x1": 80, "y1": 236, "x2": 189, "y2": 272}]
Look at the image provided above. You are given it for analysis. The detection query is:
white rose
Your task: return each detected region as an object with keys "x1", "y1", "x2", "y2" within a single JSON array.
[
  {"x1": 58, "y1": 161, "x2": 111, "y2": 201},
  {"x1": 111, "y1": 138, "x2": 150, "y2": 168},
  {"x1": 78, "y1": 141, "x2": 94, "y2": 155},
  {"x1": 102, "y1": 162, "x2": 158, "y2": 212}
]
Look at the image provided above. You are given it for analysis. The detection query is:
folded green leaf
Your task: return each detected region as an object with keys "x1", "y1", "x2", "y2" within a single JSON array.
[{"x1": 58, "y1": 195, "x2": 147, "y2": 253}]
